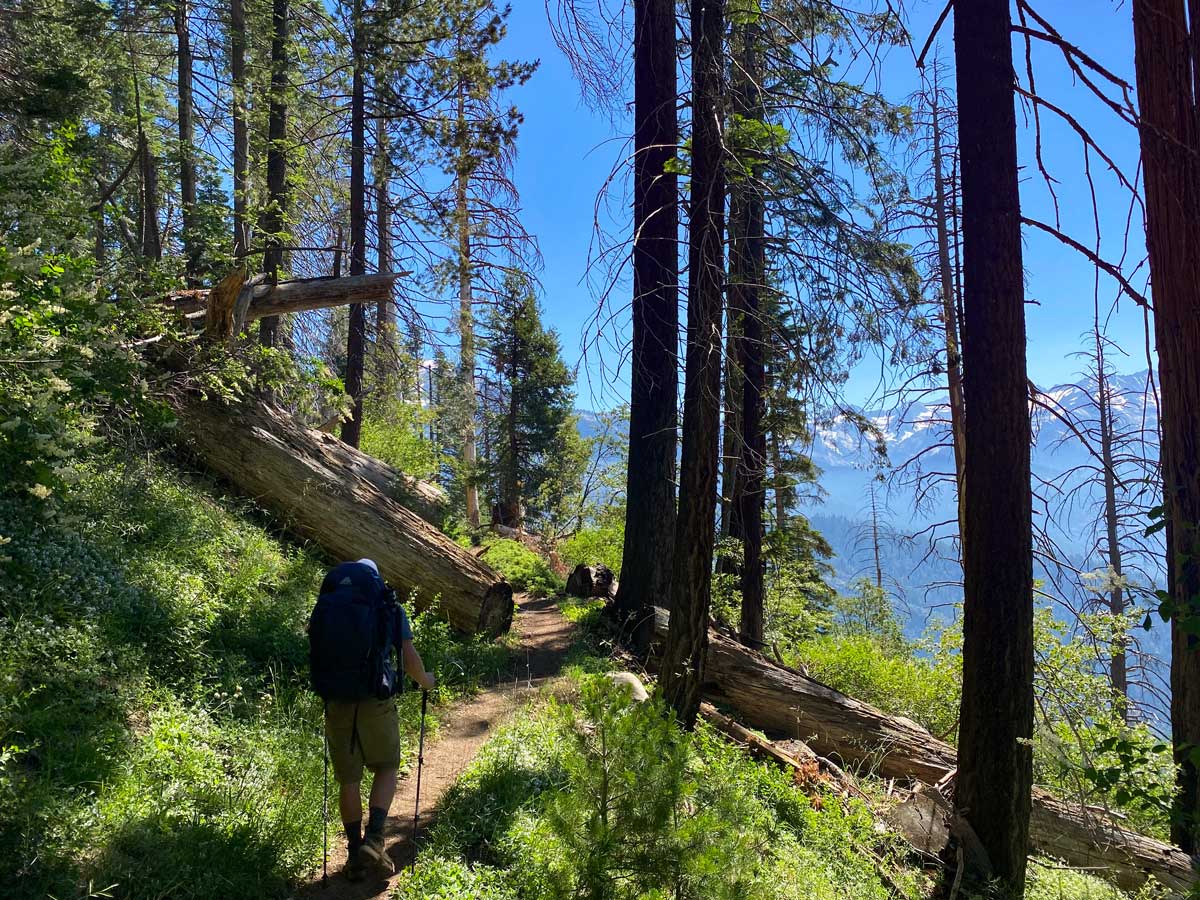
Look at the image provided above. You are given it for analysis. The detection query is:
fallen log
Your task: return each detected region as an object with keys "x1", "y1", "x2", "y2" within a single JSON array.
[
  {"x1": 168, "y1": 273, "x2": 399, "y2": 339},
  {"x1": 177, "y1": 397, "x2": 512, "y2": 637},
  {"x1": 301, "y1": 424, "x2": 447, "y2": 527},
  {"x1": 650, "y1": 611, "x2": 1197, "y2": 895}
]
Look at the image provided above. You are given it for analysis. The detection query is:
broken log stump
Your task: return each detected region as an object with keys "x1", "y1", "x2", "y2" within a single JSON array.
[{"x1": 566, "y1": 563, "x2": 618, "y2": 599}]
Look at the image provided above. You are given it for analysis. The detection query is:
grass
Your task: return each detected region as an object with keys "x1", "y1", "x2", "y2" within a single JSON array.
[{"x1": 0, "y1": 455, "x2": 506, "y2": 900}]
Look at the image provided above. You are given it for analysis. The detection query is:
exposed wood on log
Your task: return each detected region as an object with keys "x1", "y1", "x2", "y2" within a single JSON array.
[
  {"x1": 176, "y1": 397, "x2": 510, "y2": 637},
  {"x1": 649, "y1": 610, "x2": 1197, "y2": 894},
  {"x1": 700, "y1": 702, "x2": 857, "y2": 798}
]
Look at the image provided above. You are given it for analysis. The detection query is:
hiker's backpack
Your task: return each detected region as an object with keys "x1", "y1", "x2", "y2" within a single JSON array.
[{"x1": 308, "y1": 561, "x2": 399, "y2": 701}]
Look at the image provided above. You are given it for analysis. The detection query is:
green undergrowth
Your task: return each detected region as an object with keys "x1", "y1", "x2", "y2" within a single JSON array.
[
  {"x1": 393, "y1": 671, "x2": 1149, "y2": 900},
  {"x1": 0, "y1": 456, "x2": 506, "y2": 900},
  {"x1": 476, "y1": 537, "x2": 563, "y2": 596},
  {"x1": 789, "y1": 633, "x2": 961, "y2": 740},
  {"x1": 394, "y1": 677, "x2": 919, "y2": 900}
]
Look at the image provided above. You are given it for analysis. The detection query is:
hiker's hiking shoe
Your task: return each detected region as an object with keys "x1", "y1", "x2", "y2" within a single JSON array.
[
  {"x1": 343, "y1": 845, "x2": 366, "y2": 882},
  {"x1": 360, "y1": 831, "x2": 394, "y2": 875}
]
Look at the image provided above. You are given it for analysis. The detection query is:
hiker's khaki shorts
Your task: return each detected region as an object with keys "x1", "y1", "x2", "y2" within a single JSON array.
[{"x1": 324, "y1": 698, "x2": 401, "y2": 785}]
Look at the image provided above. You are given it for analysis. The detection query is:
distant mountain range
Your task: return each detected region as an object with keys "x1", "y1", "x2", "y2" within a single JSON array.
[{"x1": 579, "y1": 369, "x2": 1166, "y2": 636}]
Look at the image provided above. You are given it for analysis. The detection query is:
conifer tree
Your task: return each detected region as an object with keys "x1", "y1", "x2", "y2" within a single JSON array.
[
  {"x1": 952, "y1": 0, "x2": 1034, "y2": 889},
  {"x1": 613, "y1": 0, "x2": 679, "y2": 649},
  {"x1": 481, "y1": 274, "x2": 579, "y2": 529},
  {"x1": 660, "y1": 0, "x2": 726, "y2": 729},
  {"x1": 1130, "y1": 0, "x2": 1200, "y2": 852}
]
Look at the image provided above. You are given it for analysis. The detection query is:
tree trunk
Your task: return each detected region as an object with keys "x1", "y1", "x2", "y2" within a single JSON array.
[
  {"x1": 169, "y1": 273, "x2": 398, "y2": 336},
  {"x1": 719, "y1": 313, "x2": 742, "y2": 541},
  {"x1": 341, "y1": 3, "x2": 368, "y2": 448},
  {"x1": 649, "y1": 613, "x2": 1196, "y2": 896},
  {"x1": 230, "y1": 0, "x2": 250, "y2": 260},
  {"x1": 612, "y1": 0, "x2": 679, "y2": 651},
  {"x1": 730, "y1": 17, "x2": 766, "y2": 649},
  {"x1": 953, "y1": 1, "x2": 1034, "y2": 890},
  {"x1": 137, "y1": 127, "x2": 161, "y2": 261},
  {"x1": 457, "y1": 79, "x2": 481, "y2": 531},
  {"x1": 175, "y1": 0, "x2": 199, "y2": 283},
  {"x1": 1096, "y1": 351, "x2": 1128, "y2": 715},
  {"x1": 258, "y1": 0, "x2": 289, "y2": 347},
  {"x1": 931, "y1": 84, "x2": 966, "y2": 548},
  {"x1": 374, "y1": 116, "x2": 394, "y2": 390},
  {"x1": 177, "y1": 398, "x2": 511, "y2": 636},
  {"x1": 771, "y1": 409, "x2": 787, "y2": 531},
  {"x1": 1130, "y1": 0, "x2": 1200, "y2": 853},
  {"x1": 659, "y1": 0, "x2": 725, "y2": 729}
]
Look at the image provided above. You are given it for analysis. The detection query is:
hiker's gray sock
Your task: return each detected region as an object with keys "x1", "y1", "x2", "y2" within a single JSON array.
[
  {"x1": 345, "y1": 819, "x2": 362, "y2": 850},
  {"x1": 366, "y1": 806, "x2": 387, "y2": 837}
]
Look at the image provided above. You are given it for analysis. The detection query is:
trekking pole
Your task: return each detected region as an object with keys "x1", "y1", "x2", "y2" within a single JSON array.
[
  {"x1": 322, "y1": 731, "x2": 329, "y2": 888},
  {"x1": 410, "y1": 689, "x2": 429, "y2": 873}
]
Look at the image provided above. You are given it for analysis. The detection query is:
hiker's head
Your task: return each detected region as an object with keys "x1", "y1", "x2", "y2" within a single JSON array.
[{"x1": 357, "y1": 558, "x2": 379, "y2": 575}]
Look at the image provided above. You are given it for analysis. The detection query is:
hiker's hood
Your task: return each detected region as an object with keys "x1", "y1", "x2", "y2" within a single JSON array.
[{"x1": 356, "y1": 558, "x2": 380, "y2": 575}]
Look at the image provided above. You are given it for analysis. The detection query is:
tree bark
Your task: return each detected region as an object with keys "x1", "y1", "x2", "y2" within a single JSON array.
[
  {"x1": 137, "y1": 127, "x2": 161, "y2": 261},
  {"x1": 953, "y1": 1, "x2": 1034, "y2": 890},
  {"x1": 175, "y1": 0, "x2": 199, "y2": 283},
  {"x1": 659, "y1": 0, "x2": 725, "y2": 729},
  {"x1": 374, "y1": 115, "x2": 394, "y2": 388},
  {"x1": 230, "y1": 0, "x2": 250, "y2": 260},
  {"x1": 650, "y1": 613, "x2": 1197, "y2": 896},
  {"x1": 258, "y1": 0, "x2": 289, "y2": 347},
  {"x1": 177, "y1": 398, "x2": 511, "y2": 636},
  {"x1": 1130, "y1": 0, "x2": 1200, "y2": 853},
  {"x1": 730, "y1": 17, "x2": 766, "y2": 649},
  {"x1": 612, "y1": 0, "x2": 679, "y2": 651},
  {"x1": 457, "y1": 79, "x2": 481, "y2": 531},
  {"x1": 341, "y1": 0, "x2": 368, "y2": 448}
]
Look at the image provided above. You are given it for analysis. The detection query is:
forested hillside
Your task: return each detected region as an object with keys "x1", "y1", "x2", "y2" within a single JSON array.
[{"x1": 3, "y1": 0, "x2": 1200, "y2": 898}]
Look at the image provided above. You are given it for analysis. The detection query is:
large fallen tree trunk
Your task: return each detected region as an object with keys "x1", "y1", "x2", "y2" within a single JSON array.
[
  {"x1": 178, "y1": 397, "x2": 512, "y2": 637},
  {"x1": 650, "y1": 611, "x2": 1196, "y2": 894}
]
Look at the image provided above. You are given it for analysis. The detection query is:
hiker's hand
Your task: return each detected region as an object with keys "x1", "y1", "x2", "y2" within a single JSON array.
[{"x1": 420, "y1": 672, "x2": 436, "y2": 691}]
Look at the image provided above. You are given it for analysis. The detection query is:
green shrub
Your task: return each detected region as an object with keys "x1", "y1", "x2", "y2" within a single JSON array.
[
  {"x1": 479, "y1": 538, "x2": 562, "y2": 596},
  {"x1": 393, "y1": 858, "x2": 519, "y2": 900},
  {"x1": 407, "y1": 679, "x2": 911, "y2": 900},
  {"x1": 361, "y1": 397, "x2": 440, "y2": 482},
  {"x1": 789, "y1": 633, "x2": 961, "y2": 740},
  {"x1": 0, "y1": 246, "x2": 153, "y2": 510},
  {"x1": 559, "y1": 522, "x2": 623, "y2": 575}
]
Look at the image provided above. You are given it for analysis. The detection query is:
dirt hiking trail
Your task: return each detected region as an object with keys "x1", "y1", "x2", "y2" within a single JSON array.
[{"x1": 291, "y1": 593, "x2": 576, "y2": 900}]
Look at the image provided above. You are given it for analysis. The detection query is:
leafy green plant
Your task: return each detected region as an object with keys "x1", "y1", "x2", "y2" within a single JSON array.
[
  {"x1": 479, "y1": 538, "x2": 563, "y2": 596},
  {"x1": 0, "y1": 245, "x2": 151, "y2": 510}
]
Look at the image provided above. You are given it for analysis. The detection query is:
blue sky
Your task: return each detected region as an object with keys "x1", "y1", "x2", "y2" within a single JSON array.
[{"x1": 499, "y1": 0, "x2": 1150, "y2": 411}]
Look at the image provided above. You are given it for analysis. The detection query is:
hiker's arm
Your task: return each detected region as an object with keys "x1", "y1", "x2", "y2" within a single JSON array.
[{"x1": 401, "y1": 639, "x2": 435, "y2": 691}]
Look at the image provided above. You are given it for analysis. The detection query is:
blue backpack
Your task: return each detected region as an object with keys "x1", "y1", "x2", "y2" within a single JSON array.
[{"x1": 308, "y1": 561, "x2": 399, "y2": 701}]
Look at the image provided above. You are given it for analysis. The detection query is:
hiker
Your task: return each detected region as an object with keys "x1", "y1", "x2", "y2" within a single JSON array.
[{"x1": 308, "y1": 558, "x2": 436, "y2": 881}]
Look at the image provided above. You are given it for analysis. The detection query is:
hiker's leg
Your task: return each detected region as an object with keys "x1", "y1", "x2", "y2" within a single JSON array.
[
  {"x1": 339, "y1": 780, "x2": 363, "y2": 827},
  {"x1": 367, "y1": 766, "x2": 398, "y2": 828}
]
